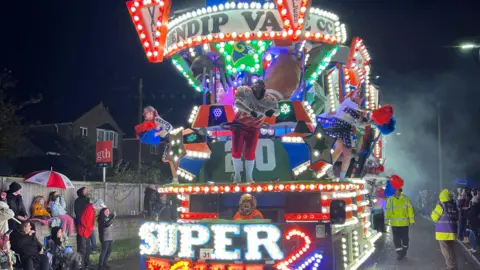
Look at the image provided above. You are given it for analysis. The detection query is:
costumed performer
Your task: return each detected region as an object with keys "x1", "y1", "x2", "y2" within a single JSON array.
[
  {"x1": 231, "y1": 50, "x2": 300, "y2": 183},
  {"x1": 136, "y1": 106, "x2": 178, "y2": 183},
  {"x1": 135, "y1": 106, "x2": 173, "y2": 145},
  {"x1": 232, "y1": 79, "x2": 279, "y2": 183},
  {"x1": 324, "y1": 89, "x2": 371, "y2": 179},
  {"x1": 233, "y1": 194, "x2": 263, "y2": 220}
]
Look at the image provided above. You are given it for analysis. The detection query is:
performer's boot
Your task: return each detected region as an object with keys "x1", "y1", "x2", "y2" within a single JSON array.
[
  {"x1": 232, "y1": 158, "x2": 243, "y2": 183},
  {"x1": 326, "y1": 166, "x2": 336, "y2": 179},
  {"x1": 245, "y1": 160, "x2": 255, "y2": 184},
  {"x1": 339, "y1": 171, "x2": 347, "y2": 180},
  {"x1": 171, "y1": 177, "x2": 179, "y2": 184}
]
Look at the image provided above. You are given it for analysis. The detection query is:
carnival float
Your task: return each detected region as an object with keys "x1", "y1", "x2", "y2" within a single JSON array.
[{"x1": 126, "y1": 0, "x2": 400, "y2": 269}]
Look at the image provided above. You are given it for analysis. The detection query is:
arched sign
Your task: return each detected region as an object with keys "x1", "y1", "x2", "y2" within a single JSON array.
[
  {"x1": 165, "y1": 7, "x2": 345, "y2": 57},
  {"x1": 126, "y1": 0, "x2": 347, "y2": 62}
]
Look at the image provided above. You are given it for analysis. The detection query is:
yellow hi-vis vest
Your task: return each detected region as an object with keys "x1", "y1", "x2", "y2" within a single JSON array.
[{"x1": 385, "y1": 194, "x2": 415, "y2": 227}]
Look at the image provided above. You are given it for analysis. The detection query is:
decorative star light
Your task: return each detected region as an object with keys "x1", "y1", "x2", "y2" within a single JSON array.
[
  {"x1": 166, "y1": 128, "x2": 186, "y2": 167},
  {"x1": 303, "y1": 123, "x2": 336, "y2": 165},
  {"x1": 280, "y1": 103, "x2": 292, "y2": 115}
]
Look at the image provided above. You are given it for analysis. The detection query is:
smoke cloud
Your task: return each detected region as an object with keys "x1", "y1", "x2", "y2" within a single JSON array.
[{"x1": 380, "y1": 64, "x2": 479, "y2": 195}]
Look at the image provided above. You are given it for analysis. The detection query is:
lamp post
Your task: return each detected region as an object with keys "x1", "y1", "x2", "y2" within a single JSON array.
[{"x1": 437, "y1": 102, "x2": 443, "y2": 190}]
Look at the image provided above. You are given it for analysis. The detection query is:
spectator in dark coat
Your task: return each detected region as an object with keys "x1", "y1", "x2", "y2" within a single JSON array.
[
  {"x1": 47, "y1": 226, "x2": 82, "y2": 270},
  {"x1": 98, "y1": 207, "x2": 116, "y2": 269},
  {"x1": 458, "y1": 189, "x2": 470, "y2": 243},
  {"x1": 5, "y1": 182, "x2": 27, "y2": 230},
  {"x1": 154, "y1": 194, "x2": 174, "y2": 221},
  {"x1": 74, "y1": 187, "x2": 89, "y2": 223},
  {"x1": 467, "y1": 196, "x2": 480, "y2": 252},
  {"x1": 144, "y1": 185, "x2": 157, "y2": 219},
  {"x1": 14, "y1": 222, "x2": 49, "y2": 270}
]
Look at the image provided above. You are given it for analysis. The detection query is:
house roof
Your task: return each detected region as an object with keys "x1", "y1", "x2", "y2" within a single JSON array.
[
  {"x1": 26, "y1": 130, "x2": 64, "y2": 154},
  {"x1": 97, "y1": 123, "x2": 117, "y2": 131},
  {"x1": 35, "y1": 102, "x2": 124, "y2": 134}
]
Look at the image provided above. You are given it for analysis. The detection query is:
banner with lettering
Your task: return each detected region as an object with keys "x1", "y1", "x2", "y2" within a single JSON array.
[{"x1": 166, "y1": 9, "x2": 338, "y2": 49}]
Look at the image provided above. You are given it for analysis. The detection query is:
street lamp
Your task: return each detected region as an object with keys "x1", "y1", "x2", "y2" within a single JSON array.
[
  {"x1": 459, "y1": 43, "x2": 480, "y2": 62},
  {"x1": 460, "y1": 43, "x2": 480, "y2": 50}
]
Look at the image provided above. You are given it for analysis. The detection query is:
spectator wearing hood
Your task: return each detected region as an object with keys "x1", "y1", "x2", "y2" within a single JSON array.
[
  {"x1": 77, "y1": 199, "x2": 106, "y2": 269},
  {"x1": 47, "y1": 226, "x2": 82, "y2": 270},
  {"x1": 74, "y1": 187, "x2": 90, "y2": 223},
  {"x1": 432, "y1": 189, "x2": 459, "y2": 270},
  {"x1": 6, "y1": 182, "x2": 27, "y2": 230}
]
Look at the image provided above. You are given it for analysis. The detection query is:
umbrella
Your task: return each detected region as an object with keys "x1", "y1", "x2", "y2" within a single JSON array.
[
  {"x1": 24, "y1": 170, "x2": 74, "y2": 189},
  {"x1": 452, "y1": 178, "x2": 480, "y2": 188}
]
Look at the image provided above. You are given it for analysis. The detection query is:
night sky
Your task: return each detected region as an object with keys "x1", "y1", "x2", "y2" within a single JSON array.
[{"x1": 1, "y1": 0, "x2": 479, "y2": 187}]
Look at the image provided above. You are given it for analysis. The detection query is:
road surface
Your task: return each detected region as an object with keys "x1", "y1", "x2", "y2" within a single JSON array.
[
  {"x1": 109, "y1": 217, "x2": 480, "y2": 270},
  {"x1": 360, "y1": 216, "x2": 480, "y2": 270}
]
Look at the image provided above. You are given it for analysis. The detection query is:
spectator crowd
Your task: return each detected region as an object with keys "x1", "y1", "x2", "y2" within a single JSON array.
[
  {"x1": 0, "y1": 182, "x2": 117, "y2": 270},
  {"x1": 420, "y1": 188, "x2": 480, "y2": 253}
]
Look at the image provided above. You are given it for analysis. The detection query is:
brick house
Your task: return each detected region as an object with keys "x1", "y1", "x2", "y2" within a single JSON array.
[{"x1": 15, "y1": 103, "x2": 123, "y2": 179}]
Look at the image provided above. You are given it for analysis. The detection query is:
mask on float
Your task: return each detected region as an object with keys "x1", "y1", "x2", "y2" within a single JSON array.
[{"x1": 251, "y1": 79, "x2": 266, "y2": 100}]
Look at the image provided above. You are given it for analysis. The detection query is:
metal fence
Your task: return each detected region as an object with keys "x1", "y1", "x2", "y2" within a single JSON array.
[{"x1": 0, "y1": 177, "x2": 146, "y2": 217}]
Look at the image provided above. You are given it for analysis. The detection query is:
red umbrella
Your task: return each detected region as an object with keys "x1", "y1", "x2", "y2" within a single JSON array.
[{"x1": 24, "y1": 170, "x2": 74, "y2": 189}]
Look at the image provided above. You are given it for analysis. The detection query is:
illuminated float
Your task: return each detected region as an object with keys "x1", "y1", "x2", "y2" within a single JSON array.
[{"x1": 126, "y1": 0, "x2": 392, "y2": 269}]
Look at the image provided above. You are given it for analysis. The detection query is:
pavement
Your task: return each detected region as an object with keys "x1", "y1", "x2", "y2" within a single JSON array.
[
  {"x1": 110, "y1": 216, "x2": 480, "y2": 270},
  {"x1": 360, "y1": 216, "x2": 480, "y2": 270}
]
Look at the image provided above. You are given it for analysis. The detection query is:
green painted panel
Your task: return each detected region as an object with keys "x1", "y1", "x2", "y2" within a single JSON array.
[{"x1": 199, "y1": 139, "x2": 294, "y2": 183}]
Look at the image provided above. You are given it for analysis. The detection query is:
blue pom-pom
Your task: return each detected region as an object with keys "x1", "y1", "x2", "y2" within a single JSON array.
[
  {"x1": 377, "y1": 117, "x2": 396, "y2": 135},
  {"x1": 384, "y1": 180, "x2": 397, "y2": 197},
  {"x1": 139, "y1": 129, "x2": 162, "y2": 145}
]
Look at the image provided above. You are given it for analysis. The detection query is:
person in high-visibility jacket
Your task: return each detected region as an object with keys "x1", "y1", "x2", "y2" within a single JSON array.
[
  {"x1": 385, "y1": 188, "x2": 415, "y2": 260},
  {"x1": 431, "y1": 189, "x2": 458, "y2": 270}
]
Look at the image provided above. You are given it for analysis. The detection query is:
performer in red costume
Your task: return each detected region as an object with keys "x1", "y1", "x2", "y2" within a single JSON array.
[{"x1": 232, "y1": 79, "x2": 280, "y2": 183}]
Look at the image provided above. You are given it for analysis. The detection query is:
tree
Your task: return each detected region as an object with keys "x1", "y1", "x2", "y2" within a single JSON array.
[
  {"x1": 0, "y1": 70, "x2": 41, "y2": 157},
  {"x1": 56, "y1": 135, "x2": 98, "y2": 180},
  {"x1": 112, "y1": 159, "x2": 167, "y2": 183}
]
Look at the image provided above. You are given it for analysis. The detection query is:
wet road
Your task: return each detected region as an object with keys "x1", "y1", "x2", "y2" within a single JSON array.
[
  {"x1": 110, "y1": 216, "x2": 480, "y2": 269},
  {"x1": 360, "y1": 216, "x2": 480, "y2": 270}
]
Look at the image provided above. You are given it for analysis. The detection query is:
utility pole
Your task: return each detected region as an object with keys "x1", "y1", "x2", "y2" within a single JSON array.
[
  {"x1": 138, "y1": 78, "x2": 143, "y2": 171},
  {"x1": 437, "y1": 102, "x2": 443, "y2": 190}
]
